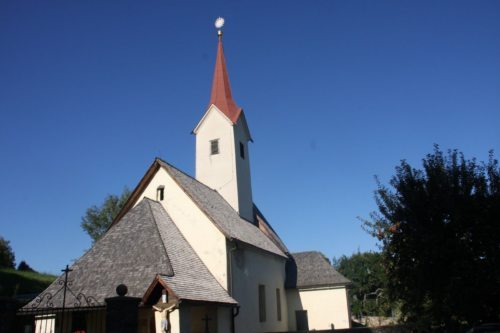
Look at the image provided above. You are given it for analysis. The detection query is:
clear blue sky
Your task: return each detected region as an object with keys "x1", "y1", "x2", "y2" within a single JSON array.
[{"x1": 1, "y1": 0, "x2": 499, "y2": 274}]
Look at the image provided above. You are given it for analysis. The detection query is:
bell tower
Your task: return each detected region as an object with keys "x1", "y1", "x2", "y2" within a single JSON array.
[{"x1": 193, "y1": 18, "x2": 254, "y2": 222}]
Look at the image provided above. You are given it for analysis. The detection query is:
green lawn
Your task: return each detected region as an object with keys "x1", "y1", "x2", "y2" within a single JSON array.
[{"x1": 0, "y1": 268, "x2": 57, "y2": 298}]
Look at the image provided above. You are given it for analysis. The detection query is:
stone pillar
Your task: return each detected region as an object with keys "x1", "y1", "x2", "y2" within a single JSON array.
[{"x1": 105, "y1": 284, "x2": 141, "y2": 333}]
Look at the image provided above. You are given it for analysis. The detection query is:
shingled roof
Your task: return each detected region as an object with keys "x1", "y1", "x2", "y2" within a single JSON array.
[
  {"x1": 286, "y1": 251, "x2": 350, "y2": 289},
  {"x1": 24, "y1": 199, "x2": 235, "y2": 309},
  {"x1": 111, "y1": 159, "x2": 286, "y2": 259},
  {"x1": 157, "y1": 159, "x2": 286, "y2": 258}
]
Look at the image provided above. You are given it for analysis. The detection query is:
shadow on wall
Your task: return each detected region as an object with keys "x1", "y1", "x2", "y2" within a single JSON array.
[{"x1": 285, "y1": 258, "x2": 308, "y2": 331}]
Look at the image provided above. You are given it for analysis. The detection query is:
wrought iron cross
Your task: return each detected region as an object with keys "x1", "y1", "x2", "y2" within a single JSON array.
[{"x1": 202, "y1": 314, "x2": 211, "y2": 333}]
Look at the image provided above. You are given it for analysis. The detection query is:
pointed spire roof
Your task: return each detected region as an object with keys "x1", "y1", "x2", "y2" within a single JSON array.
[{"x1": 208, "y1": 34, "x2": 242, "y2": 124}]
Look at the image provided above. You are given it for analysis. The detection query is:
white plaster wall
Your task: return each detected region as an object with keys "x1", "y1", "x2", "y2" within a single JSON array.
[
  {"x1": 196, "y1": 106, "x2": 238, "y2": 210},
  {"x1": 135, "y1": 167, "x2": 228, "y2": 289},
  {"x1": 230, "y1": 245, "x2": 288, "y2": 333},
  {"x1": 195, "y1": 106, "x2": 253, "y2": 221},
  {"x1": 287, "y1": 287, "x2": 350, "y2": 330},
  {"x1": 232, "y1": 116, "x2": 253, "y2": 221}
]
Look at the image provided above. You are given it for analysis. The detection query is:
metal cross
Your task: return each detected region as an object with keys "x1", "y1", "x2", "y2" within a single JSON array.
[{"x1": 202, "y1": 314, "x2": 211, "y2": 333}]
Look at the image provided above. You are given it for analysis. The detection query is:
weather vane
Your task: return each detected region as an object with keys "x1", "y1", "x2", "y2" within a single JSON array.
[{"x1": 215, "y1": 17, "x2": 225, "y2": 37}]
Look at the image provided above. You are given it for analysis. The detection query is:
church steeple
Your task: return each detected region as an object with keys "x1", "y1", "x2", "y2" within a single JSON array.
[
  {"x1": 193, "y1": 18, "x2": 254, "y2": 222},
  {"x1": 208, "y1": 32, "x2": 242, "y2": 124}
]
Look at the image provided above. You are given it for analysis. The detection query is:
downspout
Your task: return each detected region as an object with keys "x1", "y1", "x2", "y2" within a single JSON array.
[
  {"x1": 231, "y1": 306, "x2": 240, "y2": 333},
  {"x1": 228, "y1": 241, "x2": 238, "y2": 333}
]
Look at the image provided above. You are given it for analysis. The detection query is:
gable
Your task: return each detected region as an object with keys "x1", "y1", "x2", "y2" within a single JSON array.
[
  {"x1": 193, "y1": 105, "x2": 252, "y2": 142},
  {"x1": 131, "y1": 163, "x2": 229, "y2": 290},
  {"x1": 192, "y1": 104, "x2": 234, "y2": 135},
  {"x1": 113, "y1": 158, "x2": 286, "y2": 259}
]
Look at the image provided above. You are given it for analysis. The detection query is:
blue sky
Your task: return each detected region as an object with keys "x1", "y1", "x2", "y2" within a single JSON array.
[{"x1": 1, "y1": 0, "x2": 499, "y2": 274}]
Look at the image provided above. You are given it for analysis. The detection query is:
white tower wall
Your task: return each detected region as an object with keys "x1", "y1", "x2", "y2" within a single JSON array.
[{"x1": 195, "y1": 105, "x2": 253, "y2": 221}]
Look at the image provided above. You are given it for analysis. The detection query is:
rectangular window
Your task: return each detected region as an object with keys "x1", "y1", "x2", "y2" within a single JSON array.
[
  {"x1": 276, "y1": 288, "x2": 282, "y2": 321},
  {"x1": 210, "y1": 139, "x2": 219, "y2": 155},
  {"x1": 239, "y1": 142, "x2": 245, "y2": 159},
  {"x1": 157, "y1": 186, "x2": 165, "y2": 201},
  {"x1": 258, "y1": 284, "x2": 266, "y2": 322}
]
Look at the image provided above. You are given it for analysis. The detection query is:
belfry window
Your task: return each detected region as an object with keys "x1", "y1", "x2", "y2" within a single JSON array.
[
  {"x1": 157, "y1": 186, "x2": 165, "y2": 201},
  {"x1": 210, "y1": 139, "x2": 220, "y2": 155},
  {"x1": 239, "y1": 142, "x2": 245, "y2": 159}
]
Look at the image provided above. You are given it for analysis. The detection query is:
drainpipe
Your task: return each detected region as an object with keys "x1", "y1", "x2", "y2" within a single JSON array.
[
  {"x1": 228, "y1": 241, "x2": 238, "y2": 333},
  {"x1": 231, "y1": 306, "x2": 240, "y2": 333}
]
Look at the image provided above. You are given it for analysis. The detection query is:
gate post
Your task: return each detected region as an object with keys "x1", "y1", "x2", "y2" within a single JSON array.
[
  {"x1": 0, "y1": 297, "x2": 18, "y2": 333},
  {"x1": 105, "y1": 284, "x2": 141, "y2": 333}
]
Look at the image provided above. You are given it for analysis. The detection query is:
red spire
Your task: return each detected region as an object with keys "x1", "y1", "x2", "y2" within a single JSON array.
[{"x1": 208, "y1": 35, "x2": 241, "y2": 124}]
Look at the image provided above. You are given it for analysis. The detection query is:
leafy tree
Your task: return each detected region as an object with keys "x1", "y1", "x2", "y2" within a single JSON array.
[
  {"x1": 335, "y1": 252, "x2": 391, "y2": 318},
  {"x1": 17, "y1": 260, "x2": 36, "y2": 272},
  {"x1": 0, "y1": 236, "x2": 15, "y2": 269},
  {"x1": 81, "y1": 188, "x2": 131, "y2": 242},
  {"x1": 363, "y1": 146, "x2": 500, "y2": 329}
]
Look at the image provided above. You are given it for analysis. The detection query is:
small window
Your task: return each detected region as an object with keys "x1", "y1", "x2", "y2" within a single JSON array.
[
  {"x1": 157, "y1": 186, "x2": 165, "y2": 201},
  {"x1": 258, "y1": 284, "x2": 266, "y2": 322},
  {"x1": 239, "y1": 142, "x2": 245, "y2": 159},
  {"x1": 210, "y1": 139, "x2": 220, "y2": 155},
  {"x1": 276, "y1": 288, "x2": 282, "y2": 321}
]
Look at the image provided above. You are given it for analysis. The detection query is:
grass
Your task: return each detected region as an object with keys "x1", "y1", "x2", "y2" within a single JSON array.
[{"x1": 0, "y1": 268, "x2": 57, "y2": 299}]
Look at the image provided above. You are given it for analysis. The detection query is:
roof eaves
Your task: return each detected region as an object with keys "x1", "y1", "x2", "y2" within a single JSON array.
[{"x1": 231, "y1": 238, "x2": 288, "y2": 259}]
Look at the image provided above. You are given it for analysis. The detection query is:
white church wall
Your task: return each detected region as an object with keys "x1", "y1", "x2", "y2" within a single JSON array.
[
  {"x1": 135, "y1": 167, "x2": 228, "y2": 289},
  {"x1": 287, "y1": 287, "x2": 350, "y2": 330},
  {"x1": 230, "y1": 244, "x2": 288, "y2": 333}
]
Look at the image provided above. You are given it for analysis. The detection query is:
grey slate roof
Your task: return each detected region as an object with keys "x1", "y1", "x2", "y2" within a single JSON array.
[
  {"x1": 158, "y1": 159, "x2": 286, "y2": 258},
  {"x1": 286, "y1": 251, "x2": 351, "y2": 289},
  {"x1": 24, "y1": 199, "x2": 235, "y2": 309}
]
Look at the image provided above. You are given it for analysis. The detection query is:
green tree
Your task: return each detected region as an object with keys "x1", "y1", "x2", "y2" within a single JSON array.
[
  {"x1": 17, "y1": 260, "x2": 35, "y2": 272},
  {"x1": 335, "y1": 252, "x2": 390, "y2": 318},
  {"x1": 363, "y1": 146, "x2": 500, "y2": 329},
  {"x1": 0, "y1": 236, "x2": 15, "y2": 269},
  {"x1": 81, "y1": 188, "x2": 131, "y2": 242}
]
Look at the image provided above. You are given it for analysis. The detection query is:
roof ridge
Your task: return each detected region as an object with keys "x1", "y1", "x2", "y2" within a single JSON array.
[
  {"x1": 145, "y1": 198, "x2": 174, "y2": 277},
  {"x1": 155, "y1": 158, "x2": 219, "y2": 193}
]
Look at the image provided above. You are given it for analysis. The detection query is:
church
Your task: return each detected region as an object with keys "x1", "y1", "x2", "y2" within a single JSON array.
[{"x1": 26, "y1": 19, "x2": 351, "y2": 333}]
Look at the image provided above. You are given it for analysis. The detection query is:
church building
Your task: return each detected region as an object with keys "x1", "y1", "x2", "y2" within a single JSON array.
[{"x1": 26, "y1": 19, "x2": 351, "y2": 333}]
